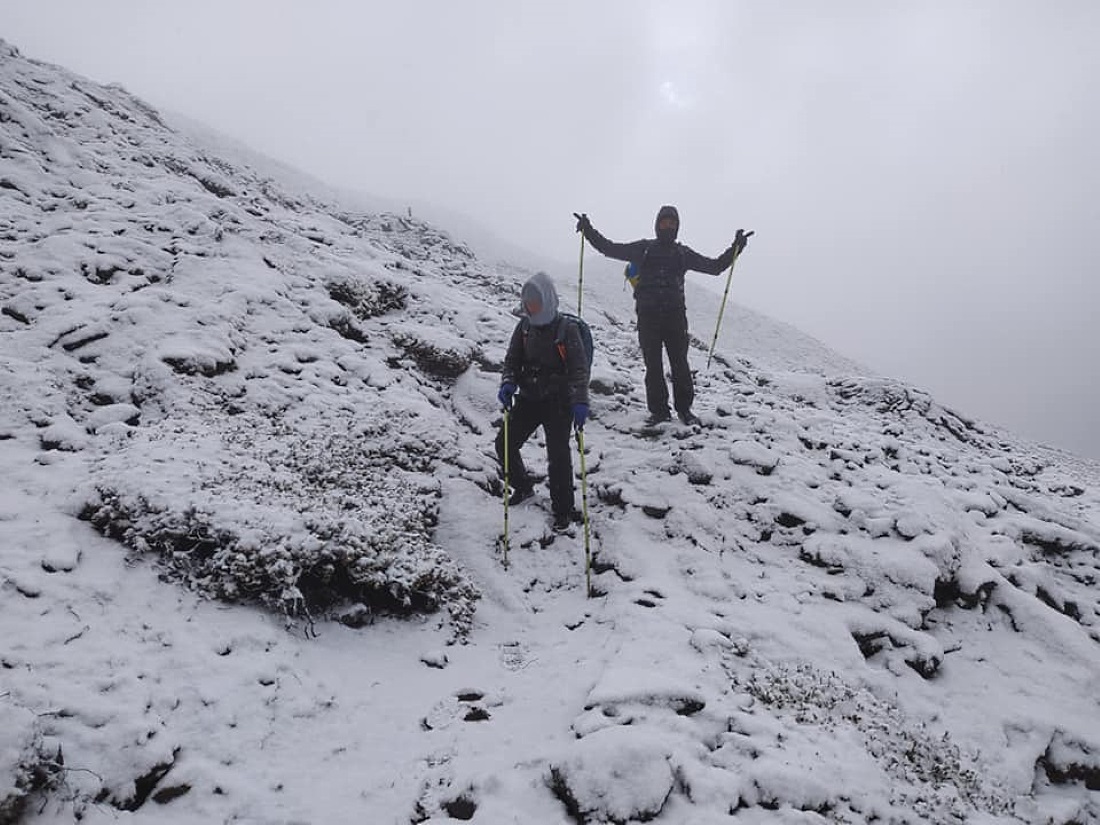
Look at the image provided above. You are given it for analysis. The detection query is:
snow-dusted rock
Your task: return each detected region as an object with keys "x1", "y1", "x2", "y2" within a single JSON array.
[{"x1": 549, "y1": 726, "x2": 675, "y2": 824}]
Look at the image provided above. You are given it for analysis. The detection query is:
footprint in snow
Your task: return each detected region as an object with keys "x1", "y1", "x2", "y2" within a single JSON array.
[
  {"x1": 635, "y1": 588, "x2": 665, "y2": 608},
  {"x1": 499, "y1": 640, "x2": 533, "y2": 671},
  {"x1": 420, "y1": 689, "x2": 493, "y2": 730}
]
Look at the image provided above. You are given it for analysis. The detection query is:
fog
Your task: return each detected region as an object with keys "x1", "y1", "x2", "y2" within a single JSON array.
[{"x1": 6, "y1": 0, "x2": 1098, "y2": 457}]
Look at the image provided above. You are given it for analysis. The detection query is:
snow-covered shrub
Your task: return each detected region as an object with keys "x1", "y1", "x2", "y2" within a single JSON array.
[
  {"x1": 326, "y1": 275, "x2": 407, "y2": 319},
  {"x1": 78, "y1": 413, "x2": 480, "y2": 633},
  {"x1": 80, "y1": 482, "x2": 477, "y2": 632},
  {"x1": 389, "y1": 323, "x2": 479, "y2": 381},
  {"x1": 734, "y1": 662, "x2": 1014, "y2": 820},
  {"x1": 0, "y1": 704, "x2": 60, "y2": 825}
]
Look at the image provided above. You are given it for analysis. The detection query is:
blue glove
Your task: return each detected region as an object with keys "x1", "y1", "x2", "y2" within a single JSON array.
[
  {"x1": 498, "y1": 382, "x2": 517, "y2": 410},
  {"x1": 572, "y1": 403, "x2": 589, "y2": 430}
]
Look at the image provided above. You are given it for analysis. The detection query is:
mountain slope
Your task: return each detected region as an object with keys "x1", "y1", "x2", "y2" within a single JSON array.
[{"x1": 2, "y1": 40, "x2": 1099, "y2": 825}]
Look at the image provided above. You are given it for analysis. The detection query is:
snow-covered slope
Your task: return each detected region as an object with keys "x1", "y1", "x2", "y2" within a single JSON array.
[
  {"x1": 2, "y1": 40, "x2": 1099, "y2": 825},
  {"x1": 163, "y1": 108, "x2": 569, "y2": 278}
]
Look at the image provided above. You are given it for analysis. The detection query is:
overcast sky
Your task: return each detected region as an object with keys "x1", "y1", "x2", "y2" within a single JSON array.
[{"x1": 6, "y1": 1, "x2": 1099, "y2": 459}]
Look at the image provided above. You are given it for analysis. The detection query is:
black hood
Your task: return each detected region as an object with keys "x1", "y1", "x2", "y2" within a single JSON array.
[{"x1": 654, "y1": 205, "x2": 679, "y2": 243}]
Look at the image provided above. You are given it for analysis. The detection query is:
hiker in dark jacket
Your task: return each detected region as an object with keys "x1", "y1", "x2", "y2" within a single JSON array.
[
  {"x1": 574, "y1": 206, "x2": 751, "y2": 425},
  {"x1": 496, "y1": 271, "x2": 590, "y2": 530}
]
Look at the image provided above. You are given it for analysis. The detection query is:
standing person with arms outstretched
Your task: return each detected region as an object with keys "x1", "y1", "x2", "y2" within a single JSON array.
[
  {"x1": 575, "y1": 206, "x2": 751, "y2": 425},
  {"x1": 496, "y1": 271, "x2": 590, "y2": 531}
]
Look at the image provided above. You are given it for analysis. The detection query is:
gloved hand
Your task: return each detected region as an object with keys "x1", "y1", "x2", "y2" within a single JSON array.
[
  {"x1": 498, "y1": 382, "x2": 517, "y2": 410},
  {"x1": 572, "y1": 403, "x2": 589, "y2": 430},
  {"x1": 732, "y1": 228, "x2": 754, "y2": 256},
  {"x1": 573, "y1": 212, "x2": 592, "y2": 234}
]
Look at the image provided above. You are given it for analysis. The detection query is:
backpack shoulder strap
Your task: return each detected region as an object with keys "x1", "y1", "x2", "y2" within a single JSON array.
[
  {"x1": 554, "y1": 314, "x2": 570, "y2": 363},
  {"x1": 555, "y1": 313, "x2": 572, "y2": 340}
]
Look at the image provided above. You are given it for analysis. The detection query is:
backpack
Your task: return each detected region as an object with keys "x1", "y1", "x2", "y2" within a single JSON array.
[
  {"x1": 521, "y1": 313, "x2": 594, "y2": 369},
  {"x1": 557, "y1": 313, "x2": 594, "y2": 369},
  {"x1": 624, "y1": 261, "x2": 640, "y2": 290}
]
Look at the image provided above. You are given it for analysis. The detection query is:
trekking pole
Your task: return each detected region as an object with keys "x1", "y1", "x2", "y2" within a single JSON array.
[
  {"x1": 501, "y1": 407, "x2": 511, "y2": 569},
  {"x1": 576, "y1": 426, "x2": 592, "y2": 597},
  {"x1": 706, "y1": 230, "x2": 754, "y2": 370},
  {"x1": 577, "y1": 232, "x2": 586, "y2": 317}
]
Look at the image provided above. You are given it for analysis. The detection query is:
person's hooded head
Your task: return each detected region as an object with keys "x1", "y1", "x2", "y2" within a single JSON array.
[
  {"x1": 513, "y1": 270, "x2": 560, "y2": 327},
  {"x1": 654, "y1": 205, "x2": 680, "y2": 244}
]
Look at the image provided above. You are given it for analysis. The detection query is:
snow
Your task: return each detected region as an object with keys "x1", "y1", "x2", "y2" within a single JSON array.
[{"x1": 2, "y1": 38, "x2": 1100, "y2": 824}]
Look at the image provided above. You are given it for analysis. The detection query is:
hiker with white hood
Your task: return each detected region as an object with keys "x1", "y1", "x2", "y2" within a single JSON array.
[{"x1": 495, "y1": 272, "x2": 590, "y2": 531}]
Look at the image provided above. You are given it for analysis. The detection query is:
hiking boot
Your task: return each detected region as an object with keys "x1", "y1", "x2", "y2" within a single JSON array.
[
  {"x1": 645, "y1": 410, "x2": 672, "y2": 425},
  {"x1": 553, "y1": 509, "x2": 582, "y2": 531},
  {"x1": 507, "y1": 485, "x2": 535, "y2": 506},
  {"x1": 678, "y1": 410, "x2": 701, "y2": 426}
]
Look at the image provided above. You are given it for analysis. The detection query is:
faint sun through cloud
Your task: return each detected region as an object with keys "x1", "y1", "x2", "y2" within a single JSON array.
[{"x1": 658, "y1": 79, "x2": 690, "y2": 108}]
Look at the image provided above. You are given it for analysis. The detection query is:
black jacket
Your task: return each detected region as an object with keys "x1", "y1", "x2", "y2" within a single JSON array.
[
  {"x1": 581, "y1": 226, "x2": 735, "y2": 310},
  {"x1": 502, "y1": 315, "x2": 589, "y2": 407}
]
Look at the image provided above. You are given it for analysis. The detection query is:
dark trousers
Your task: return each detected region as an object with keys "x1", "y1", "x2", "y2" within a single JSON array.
[
  {"x1": 636, "y1": 304, "x2": 693, "y2": 415},
  {"x1": 495, "y1": 397, "x2": 575, "y2": 517}
]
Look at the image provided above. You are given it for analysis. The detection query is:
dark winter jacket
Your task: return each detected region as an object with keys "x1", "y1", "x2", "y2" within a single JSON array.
[
  {"x1": 581, "y1": 206, "x2": 736, "y2": 311},
  {"x1": 503, "y1": 272, "x2": 589, "y2": 407}
]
